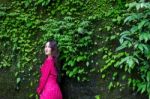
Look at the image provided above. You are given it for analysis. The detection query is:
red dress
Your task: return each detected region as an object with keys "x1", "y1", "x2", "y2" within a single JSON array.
[{"x1": 36, "y1": 56, "x2": 62, "y2": 99}]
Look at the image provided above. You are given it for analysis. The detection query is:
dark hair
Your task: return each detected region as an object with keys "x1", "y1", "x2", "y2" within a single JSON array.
[
  {"x1": 47, "y1": 39, "x2": 61, "y2": 84},
  {"x1": 48, "y1": 39, "x2": 59, "y2": 65}
]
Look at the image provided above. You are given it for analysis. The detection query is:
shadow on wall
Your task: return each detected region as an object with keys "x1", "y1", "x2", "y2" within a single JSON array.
[
  {"x1": 60, "y1": 74, "x2": 147, "y2": 99},
  {"x1": 0, "y1": 69, "x2": 31, "y2": 99},
  {"x1": 0, "y1": 0, "x2": 9, "y2": 3},
  {"x1": 0, "y1": 68, "x2": 148, "y2": 99}
]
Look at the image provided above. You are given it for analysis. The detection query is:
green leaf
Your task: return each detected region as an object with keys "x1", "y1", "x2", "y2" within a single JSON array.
[
  {"x1": 95, "y1": 95, "x2": 101, "y2": 99},
  {"x1": 122, "y1": 75, "x2": 126, "y2": 80},
  {"x1": 127, "y1": 57, "x2": 134, "y2": 68},
  {"x1": 68, "y1": 60, "x2": 75, "y2": 67},
  {"x1": 105, "y1": 26, "x2": 111, "y2": 31},
  {"x1": 102, "y1": 74, "x2": 105, "y2": 79},
  {"x1": 77, "y1": 76, "x2": 80, "y2": 81},
  {"x1": 130, "y1": 26, "x2": 138, "y2": 33},
  {"x1": 17, "y1": 77, "x2": 21, "y2": 84},
  {"x1": 139, "y1": 32, "x2": 150, "y2": 43},
  {"x1": 124, "y1": 14, "x2": 137, "y2": 23},
  {"x1": 69, "y1": 72, "x2": 74, "y2": 77},
  {"x1": 77, "y1": 56, "x2": 85, "y2": 62},
  {"x1": 77, "y1": 27, "x2": 84, "y2": 33},
  {"x1": 86, "y1": 61, "x2": 89, "y2": 67},
  {"x1": 37, "y1": 0, "x2": 44, "y2": 5},
  {"x1": 108, "y1": 82, "x2": 113, "y2": 90},
  {"x1": 147, "y1": 71, "x2": 150, "y2": 82},
  {"x1": 127, "y1": 2, "x2": 137, "y2": 11},
  {"x1": 73, "y1": 67, "x2": 78, "y2": 74},
  {"x1": 116, "y1": 44, "x2": 126, "y2": 51},
  {"x1": 78, "y1": 69, "x2": 84, "y2": 74},
  {"x1": 128, "y1": 78, "x2": 132, "y2": 85},
  {"x1": 137, "y1": 83, "x2": 146, "y2": 94},
  {"x1": 138, "y1": 19, "x2": 149, "y2": 29}
]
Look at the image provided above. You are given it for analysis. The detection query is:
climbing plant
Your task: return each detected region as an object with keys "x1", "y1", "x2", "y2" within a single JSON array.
[
  {"x1": 1, "y1": 0, "x2": 147, "y2": 99},
  {"x1": 0, "y1": 0, "x2": 95, "y2": 98},
  {"x1": 39, "y1": 17, "x2": 93, "y2": 80},
  {"x1": 101, "y1": 0, "x2": 150, "y2": 98}
]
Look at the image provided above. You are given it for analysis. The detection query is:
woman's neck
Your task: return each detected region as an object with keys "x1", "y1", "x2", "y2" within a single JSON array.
[{"x1": 47, "y1": 55, "x2": 52, "y2": 58}]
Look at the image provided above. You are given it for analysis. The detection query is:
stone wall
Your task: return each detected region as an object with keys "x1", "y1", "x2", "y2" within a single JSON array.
[
  {"x1": 61, "y1": 74, "x2": 147, "y2": 99},
  {"x1": 0, "y1": 68, "x2": 147, "y2": 99}
]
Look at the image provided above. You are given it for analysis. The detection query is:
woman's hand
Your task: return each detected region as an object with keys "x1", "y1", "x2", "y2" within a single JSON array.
[{"x1": 36, "y1": 87, "x2": 41, "y2": 95}]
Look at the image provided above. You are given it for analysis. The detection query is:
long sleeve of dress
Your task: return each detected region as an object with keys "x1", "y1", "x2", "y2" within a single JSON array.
[{"x1": 37, "y1": 58, "x2": 54, "y2": 94}]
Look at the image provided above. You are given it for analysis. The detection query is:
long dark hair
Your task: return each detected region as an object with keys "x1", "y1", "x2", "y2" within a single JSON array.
[
  {"x1": 47, "y1": 39, "x2": 61, "y2": 83},
  {"x1": 48, "y1": 39, "x2": 59, "y2": 65}
]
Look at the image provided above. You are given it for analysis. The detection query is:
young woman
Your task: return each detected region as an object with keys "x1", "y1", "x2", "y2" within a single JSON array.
[{"x1": 36, "y1": 40, "x2": 62, "y2": 99}]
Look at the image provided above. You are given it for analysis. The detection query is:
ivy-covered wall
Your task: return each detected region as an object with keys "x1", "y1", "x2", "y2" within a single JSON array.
[{"x1": 0, "y1": 0, "x2": 149, "y2": 99}]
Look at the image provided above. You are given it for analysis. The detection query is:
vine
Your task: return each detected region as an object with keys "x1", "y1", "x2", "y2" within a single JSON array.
[
  {"x1": 1, "y1": 0, "x2": 147, "y2": 99},
  {"x1": 0, "y1": 0, "x2": 95, "y2": 98},
  {"x1": 101, "y1": 0, "x2": 150, "y2": 98}
]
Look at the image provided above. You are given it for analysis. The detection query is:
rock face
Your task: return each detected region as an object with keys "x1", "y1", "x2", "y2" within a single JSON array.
[
  {"x1": 0, "y1": 69, "x2": 17, "y2": 99},
  {"x1": 61, "y1": 75, "x2": 147, "y2": 99},
  {"x1": 0, "y1": 69, "x2": 147, "y2": 99},
  {"x1": 0, "y1": 69, "x2": 32, "y2": 99}
]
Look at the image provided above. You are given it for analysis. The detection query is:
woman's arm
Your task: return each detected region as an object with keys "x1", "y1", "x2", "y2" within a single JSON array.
[{"x1": 36, "y1": 58, "x2": 53, "y2": 94}]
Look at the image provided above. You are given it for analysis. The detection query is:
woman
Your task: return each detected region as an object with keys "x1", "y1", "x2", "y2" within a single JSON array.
[{"x1": 36, "y1": 40, "x2": 63, "y2": 99}]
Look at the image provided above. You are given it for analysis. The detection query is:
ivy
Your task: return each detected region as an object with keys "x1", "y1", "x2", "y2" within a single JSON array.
[
  {"x1": 101, "y1": 0, "x2": 150, "y2": 98},
  {"x1": 39, "y1": 16, "x2": 93, "y2": 81},
  {"x1": 0, "y1": 0, "x2": 96, "y2": 98},
  {"x1": 1, "y1": 0, "x2": 147, "y2": 99}
]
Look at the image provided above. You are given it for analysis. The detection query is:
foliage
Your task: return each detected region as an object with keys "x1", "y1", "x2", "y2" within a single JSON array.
[
  {"x1": 101, "y1": 0, "x2": 150, "y2": 98},
  {"x1": 39, "y1": 17, "x2": 93, "y2": 80},
  {"x1": 0, "y1": 0, "x2": 95, "y2": 98},
  {"x1": 1, "y1": 0, "x2": 149, "y2": 98},
  {"x1": 24, "y1": 0, "x2": 56, "y2": 7},
  {"x1": 95, "y1": 95, "x2": 101, "y2": 99},
  {"x1": 0, "y1": 1, "x2": 42, "y2": 95}
]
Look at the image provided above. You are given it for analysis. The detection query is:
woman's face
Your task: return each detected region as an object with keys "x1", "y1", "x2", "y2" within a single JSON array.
[{"x1": 44, "y1": 42, "x2": 52, "y2": 56}]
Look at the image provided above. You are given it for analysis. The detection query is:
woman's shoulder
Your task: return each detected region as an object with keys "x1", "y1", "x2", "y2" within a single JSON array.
[{"x1": 45, "y1": 56, "x2": 54, "y2": 62}]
